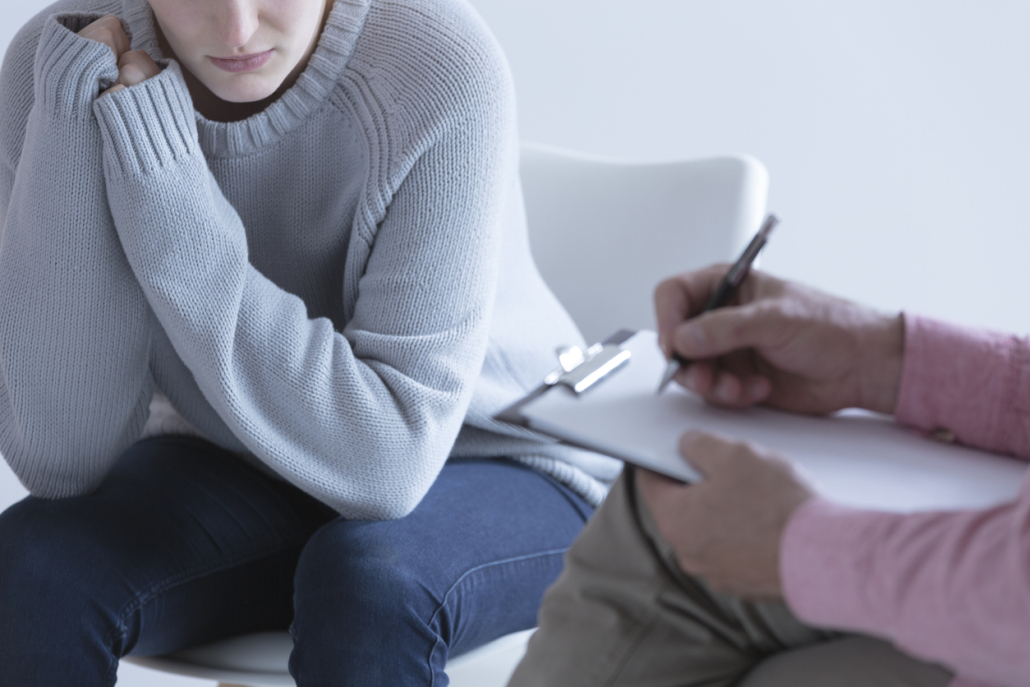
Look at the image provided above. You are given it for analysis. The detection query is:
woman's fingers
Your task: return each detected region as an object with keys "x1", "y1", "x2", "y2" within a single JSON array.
[
  {"x1": 116, "y1": 51, "x2": 161, "y2": 87},
  {"x1": 101, "y1": 51, "x2": 161, "y2": 97},
  {"x1": 78, "y1": 18, "x2": 162, "y2": 98},
  {"x1": 77, "y1": 15, "x2": 130, "y2": 60}
]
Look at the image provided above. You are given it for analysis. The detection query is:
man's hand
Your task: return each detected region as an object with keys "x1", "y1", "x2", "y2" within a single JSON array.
[
  {"x1": 636, "y1": 431, "x2": 815, "y2": 600},
  {"x1": 655, "y1": 266, "x2": 904, "y2": 415},
  {"x1": 78, "y1": 16, "x2": 161, "y2": 96}
]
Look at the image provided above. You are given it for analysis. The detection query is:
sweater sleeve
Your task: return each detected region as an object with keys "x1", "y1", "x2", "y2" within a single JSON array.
[
  {"x1": 780, "y1": 315, "x2": 1030, "y2": 686},
  {"x1": 0, "y1": 15, "x2": 153, "y2": 498},
  {"x1": 92, "y1": 58, "x2": 514, "y2": 520}
]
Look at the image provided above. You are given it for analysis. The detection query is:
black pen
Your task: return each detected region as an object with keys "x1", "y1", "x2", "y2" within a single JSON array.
[{"x1": 657, "y1": 213, "x2": 779, "y2": 393}]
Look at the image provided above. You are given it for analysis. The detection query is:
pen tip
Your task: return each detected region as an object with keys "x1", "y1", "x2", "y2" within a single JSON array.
[
  {"x1": 657, "y1": 361, "x2": 677, "y2": 394},
  {"x1": 759, "y1": 214, "x2": 779, "y2": 240}
]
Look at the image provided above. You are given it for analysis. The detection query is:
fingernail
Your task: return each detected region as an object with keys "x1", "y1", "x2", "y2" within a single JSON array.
[
  {"x1": 121, "y1": 64, "x2": 143, "y2": 85},
  {"x1": 714, "y1": 380, "x2": 731, "y2": 402},
  {"x1": 683, "y1": 366, "x2": 698, "y2": 391},
  {"x1": 681, "y1": 324, "x2": 706, "y2": 352}
]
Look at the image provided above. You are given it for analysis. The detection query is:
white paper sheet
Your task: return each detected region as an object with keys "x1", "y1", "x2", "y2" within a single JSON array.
[{"x1": 522, "y1": 331, "x2": 1027, "y2": 512}]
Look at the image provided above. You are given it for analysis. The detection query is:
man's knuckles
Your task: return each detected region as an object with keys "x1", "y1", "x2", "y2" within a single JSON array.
[
  {"x1": 678, "y1": 429, "x2": 729, "y2": 455},
  {"x1": 678, "y1": 431, "x2": 758, "y2": 469}
]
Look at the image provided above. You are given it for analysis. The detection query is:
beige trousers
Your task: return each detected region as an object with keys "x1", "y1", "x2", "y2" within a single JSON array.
[{"x1": 508, "y1": 469, "x2": 953, "y2": 687}]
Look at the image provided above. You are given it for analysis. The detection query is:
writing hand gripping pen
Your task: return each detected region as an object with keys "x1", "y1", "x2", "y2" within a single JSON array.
[{"x1": 657, "y1": 214, "x2": 779, "y2": 393}]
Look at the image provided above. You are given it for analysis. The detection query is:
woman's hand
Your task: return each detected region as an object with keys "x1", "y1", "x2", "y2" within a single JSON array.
[
  {"x1": 655, "y1": 265, "x2": 905, "y2": 416},
  {"x1": 636, "y1": 431, "x2": 815, "y2": 600},
  {"x1": 77, "y1": 15, "x2": 130, "y2": 61},
  {"x1": 77, "y1": 15, "x2": 161, "y2": 96},
  {"x1": 107, "y1": 50, "x2": 161, "y2": 95}
]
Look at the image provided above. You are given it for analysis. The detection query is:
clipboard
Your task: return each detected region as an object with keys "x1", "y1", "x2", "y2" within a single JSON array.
[{"x1": 495, "y1": 330, "x2": 1028, "y2": 513}]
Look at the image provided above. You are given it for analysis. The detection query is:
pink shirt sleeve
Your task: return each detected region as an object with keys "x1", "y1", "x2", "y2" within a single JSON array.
[{"x1": 780, "y1": 314, "x2": 1030, "y2": 687}]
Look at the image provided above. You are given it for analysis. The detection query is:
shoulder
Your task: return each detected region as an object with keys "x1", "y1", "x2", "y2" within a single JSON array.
[{"x1": 347, "y1": 0, "x2": 515, "y2": 134}]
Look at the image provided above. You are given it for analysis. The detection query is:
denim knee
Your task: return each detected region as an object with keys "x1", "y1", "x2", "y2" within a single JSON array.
[
  {"x1": 293, "y1": 518, "x2": 432, "y2": 629},
  {"x1": 0, "y1": 498, "x2": 127, "y2": 685},
  {"x1": 287, "y1": 460, "x2": 596, "y2": 686},
  {"x1": 289, "y1": 518, "x2": 447, "y2": 686}
]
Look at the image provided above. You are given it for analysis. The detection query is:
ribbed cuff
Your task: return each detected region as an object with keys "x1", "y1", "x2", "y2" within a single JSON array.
[
  {"x1": 34, "y1": 14, "x2": 120, "y2": 117},
  {"x1": 896, "y1": 313, "x2": 1015, "y2": 451},
  {"x1": 93, "y1": 60, "x2": 199, "y2": 177},
  {"x1": 780, "y1": 497, "x2": 901, "y2": 632}
]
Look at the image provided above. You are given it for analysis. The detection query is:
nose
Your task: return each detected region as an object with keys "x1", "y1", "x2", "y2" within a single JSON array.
[{"x1": 217, "y1": 0, "x2": 260, "y2": 49}]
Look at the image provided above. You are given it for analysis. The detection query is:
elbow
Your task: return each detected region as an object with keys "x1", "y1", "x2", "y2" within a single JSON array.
[
  {"x1": 306, "y1": 396, "x2": 466, "y2": 520},
  {"x1": 324, "y1": 449, "x2": 442, "y2": 522},
  {"x1": 3, "y1": 455, "x2": 102, "y2": 500},
  {"x1": 329, "y1": 498, "x2": 420, "y2": 522},
  {"x1": 0, "y1": 427, "x2": 115, "y2": 500},
  {"x1": 24, "y1": 479, "x2": 98, "y2": 501},
  {"x1": 354, "y1": 496, "x2": 423, "y2": 522},
  {"x1": 335, "y1": 481, "x2": 429, "y2": 521}
]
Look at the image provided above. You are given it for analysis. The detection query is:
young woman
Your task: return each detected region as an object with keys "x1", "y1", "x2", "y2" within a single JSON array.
[{"x1": 0, "y1": 0, "x2": 621, "y2": 683}]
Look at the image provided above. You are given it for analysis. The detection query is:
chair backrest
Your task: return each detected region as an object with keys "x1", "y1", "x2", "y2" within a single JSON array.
[{"x1": 519, "y1": 143, "x2": 769, "y2": 344}]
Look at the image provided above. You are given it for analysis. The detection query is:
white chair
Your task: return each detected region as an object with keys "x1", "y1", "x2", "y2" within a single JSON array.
[
  {"x1": 520, "y1": 143, "x2": 768, "y2": 344},
  {"x1": 124, "y1": 143, "x2": 768, "y2": 687},
  {"x1": 125, "y1": 629, "x2": 536, "y2": 686}
]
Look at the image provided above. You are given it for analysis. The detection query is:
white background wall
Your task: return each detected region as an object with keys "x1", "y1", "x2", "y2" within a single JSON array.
[
  {"x1": 1, "y1": 0, "x2": 1029, "y2": 684},
  {"x1": 468, "y1": 0, "x2": 1030, "y2": 332}
]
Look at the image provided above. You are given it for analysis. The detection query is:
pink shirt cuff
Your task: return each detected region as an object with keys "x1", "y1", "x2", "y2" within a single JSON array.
[{"x1": 896, "y1": 313, "x2": 1030, "y2": 458}]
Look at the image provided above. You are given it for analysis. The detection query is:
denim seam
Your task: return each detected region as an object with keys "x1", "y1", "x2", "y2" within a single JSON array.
[
  {"x1": 105, "y1": 539, "x2": 307, "y2": 666},
  {"x1": 425, "y1": 547, "x2": 569, "y2": 687}
]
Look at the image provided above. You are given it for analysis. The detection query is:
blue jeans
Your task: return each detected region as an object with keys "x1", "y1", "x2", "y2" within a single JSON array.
[{"x1": 0, "y1": 435, "x2": 594, "y2": 686}]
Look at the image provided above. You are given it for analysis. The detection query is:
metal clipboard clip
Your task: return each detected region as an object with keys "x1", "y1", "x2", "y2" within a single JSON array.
[
  {"x1": 542, "y1": 338, "x2": 632, "y2": 395},
  {"x1": 492, "y1": 329, "x2": 637, "y2": 428}
]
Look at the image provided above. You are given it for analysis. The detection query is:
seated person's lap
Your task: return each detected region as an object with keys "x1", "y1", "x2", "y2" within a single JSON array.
[
  {"x1": 508, "y1": 468, "x2": 953, "y2": 687},
  {"x1": 0, "y1": 436, "x2": 592, "y2": 686}
]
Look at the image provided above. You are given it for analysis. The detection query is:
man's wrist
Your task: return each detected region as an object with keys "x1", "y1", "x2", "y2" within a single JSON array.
[{"x1": 857, "y1": 312, "x2": 905, "y2": 415}]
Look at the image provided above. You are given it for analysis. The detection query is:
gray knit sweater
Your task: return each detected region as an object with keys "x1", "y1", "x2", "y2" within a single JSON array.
[{"x1": 0, "y1": 0, "x2": 621, "y2": 518}]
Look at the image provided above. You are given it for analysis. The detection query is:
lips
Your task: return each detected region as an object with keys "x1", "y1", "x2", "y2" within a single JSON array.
[{"x1": 209, "y1": 49, "x2": 273, "y2": 73}]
